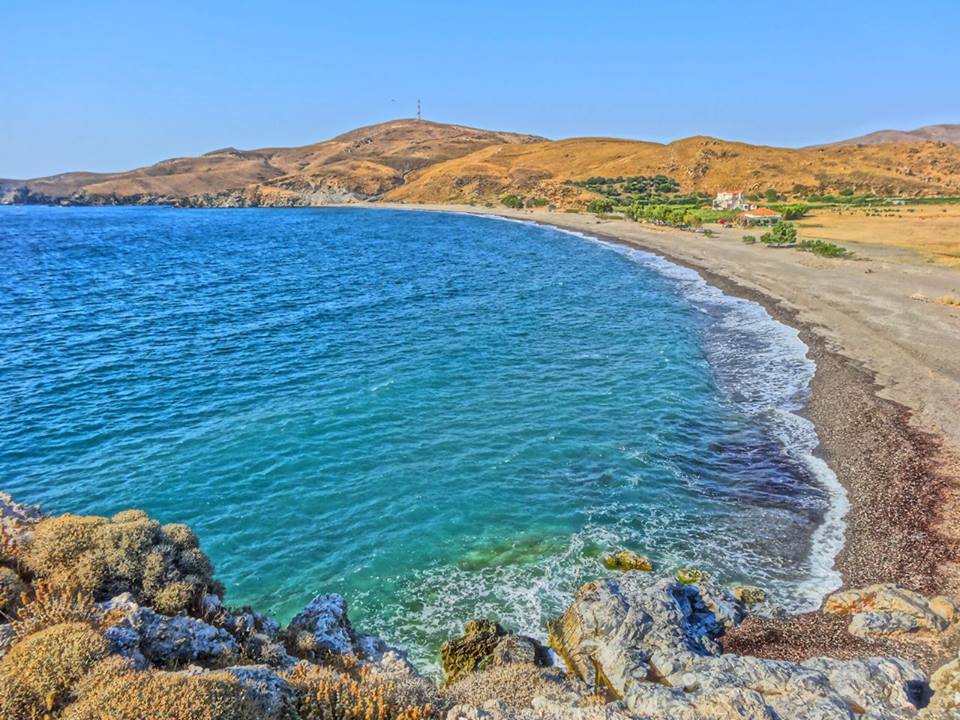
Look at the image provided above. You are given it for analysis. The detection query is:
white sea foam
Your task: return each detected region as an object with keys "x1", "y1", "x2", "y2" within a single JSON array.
[
  {"x1": 553, "y1": 223, "x2": 848, "y2": 609},
  {"x1": 463, "y1": 212, "x2": 849, "y2": 609}
]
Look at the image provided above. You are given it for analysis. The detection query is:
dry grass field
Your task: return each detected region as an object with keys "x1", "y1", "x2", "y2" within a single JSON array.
[{"x1": 796, "y1": 204, "x2": 960, "y2": 266}]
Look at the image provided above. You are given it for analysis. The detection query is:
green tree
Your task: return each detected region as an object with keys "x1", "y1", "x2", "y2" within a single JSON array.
[
  {"x1": 764, "y1": 188, "x2": 779, "y2": 202},
  {"x1": 760, "y1": 222, "x2": 797, "y2": 245},
  {"x1": 587, "y1": 198, "x2": 614, "y2": 214},
  {"x1": 501, "y1": 195, "x2": 524, "y2": 209},
  {"x1": 779, "y1": 204, "x2": 809, "y2": 220}
]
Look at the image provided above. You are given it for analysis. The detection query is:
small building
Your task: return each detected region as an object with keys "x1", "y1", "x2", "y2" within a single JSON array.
[
  {"x1": 713, "y1": 190, "x2": 753, "y2": 211},
  {"x1": 736, "y1": 207, "x2": 782, "y2": 226}
]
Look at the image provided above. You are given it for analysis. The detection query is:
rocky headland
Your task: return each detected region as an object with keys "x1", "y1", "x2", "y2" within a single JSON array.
[{"x1": 2, "y1": 492, "x2": 959, "y2": 720}]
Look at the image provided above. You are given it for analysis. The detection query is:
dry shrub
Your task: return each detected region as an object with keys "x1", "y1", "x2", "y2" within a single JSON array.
[
  {"x1": 1, "y1": 523, "x2": 24, "y2": 568},
  {"x1": 23, "y1": 509, "x2": 222, "y2": 614},
  {"x1": 13, "y1": 582, "x2": 100, "y2": 638},
  {"x1": 288, "y1": 664, "x2": 436, "y2": 720},
  {"x1": 0, "y1": 566, "x2": 28, "y2": 618},
  {"x1": 62, "y1": 663, "x2": 260, "y2": 720},
  {"x1": 442, "y1": 664, "x2": 566, "y2": 714},
  {"x1": 937, "y1": 292, "x2": 960, "y2": 306},
  {"x1": 0, "y1": 622, "x2": 111, "y2": 717}
]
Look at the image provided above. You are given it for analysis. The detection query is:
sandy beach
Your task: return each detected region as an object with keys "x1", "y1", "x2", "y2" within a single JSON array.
[{"x1": 371, "y1": 202, "x2": 960, "y2": 602}]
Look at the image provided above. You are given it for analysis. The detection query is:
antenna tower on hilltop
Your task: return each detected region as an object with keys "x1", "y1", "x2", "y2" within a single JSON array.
[{"x1": 417, "y1": 99, "x2": 421, "y2": 121}]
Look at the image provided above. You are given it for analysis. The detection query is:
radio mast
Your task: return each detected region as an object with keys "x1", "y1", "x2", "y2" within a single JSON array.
[{"x1": 417, "y1": 99, "x2": 421, "y2": 121}]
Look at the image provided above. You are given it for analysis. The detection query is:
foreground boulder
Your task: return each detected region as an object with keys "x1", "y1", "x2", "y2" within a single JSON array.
[
  {"x1": 441, "y1": 620, "x2": 508, "y2": 683},
  {"x1": 286, "y1": 592, "x2": 396, "y2": 662},
  {"x1": 824, "y1": 584, "x2": 960, "y2": 638},
  {"x1": 924, "y1": 649, "x2": 960, "y2": 719},
  {"x1": 548, "y1": 571, "x2": 927, "y2": 719},
  {"x1": 101, "y1": 594, "x2": 238, "y2": 668}
]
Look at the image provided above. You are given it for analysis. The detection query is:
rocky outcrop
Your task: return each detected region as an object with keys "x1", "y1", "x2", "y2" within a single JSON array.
[
  {"x1": 732, "y1": 586, "x2": 767, "y2": 607},
  {"x1": 101, "y1": 593, "x2": 239, "y2": 668},
  {"x1": 223, "y1": 665, "x2": 298, "y2": 719},
  {"x1": 285, "y1": 592, "x2": 397, "y2": 662},
  {"x1": 925, "y1": 650, "x2": 960, "y2": 718},
  {"x1": 547, "y1": 572, "x2": 928, "y2": 719},
  {"x1": 441, "y1": 620, "x2": 509, "y2": 683},
  {"x1": 6, "y1": 492, "x2": 960, "y2": 720},
  {"x1": 603, "y1": 550, "x2": 654, "y2": 573},
  {"x1": 824, "y1": 584, "x2": 960, "y2": 638}
]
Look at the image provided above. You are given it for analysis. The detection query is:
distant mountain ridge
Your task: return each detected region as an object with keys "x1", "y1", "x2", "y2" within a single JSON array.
[
  {"x1": 814, "y1": 124, "x2": 960, "y2": 147},
  {"x1": 3, "y1": 119, "x2": 960, "y2": 208}
]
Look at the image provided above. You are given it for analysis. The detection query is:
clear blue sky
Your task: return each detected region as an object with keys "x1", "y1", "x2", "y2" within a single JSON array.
[{"x1": 3, "y1": 1, "x2": 959, "y2": 178}]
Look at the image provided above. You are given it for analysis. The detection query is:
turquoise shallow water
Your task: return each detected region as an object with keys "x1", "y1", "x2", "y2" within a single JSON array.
[{"x1": 0, "y1": 206, "x2": 844, "y2": 669}]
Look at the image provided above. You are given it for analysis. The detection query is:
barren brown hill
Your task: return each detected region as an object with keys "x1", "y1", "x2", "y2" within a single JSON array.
[
  {"x1": 386, "y1": 135, "x2": 960, "y2": 206},
  {"x1": 816, "y1": 123, "x2": 960, "y2": 147},
  {"x1": 5, "y1": 120, "x2": 960, "y2": 208},
  {"x1": 1, "y1": 120, "x2": 542, "y2": 205}
]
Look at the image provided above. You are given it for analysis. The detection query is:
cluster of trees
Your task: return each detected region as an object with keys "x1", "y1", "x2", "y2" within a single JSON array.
[
  {"x1": 565, "y1": 175, "x2": 698, "y2": 205},
  {"x1": 623, "y1": 203, "x2": 705, "y2": 227},
  {"x1": 500, "y1": 195, "x2": 550, "y2": 209},
  {"x1": 586, "y1": 198, "x2": 614, "y2": 214},
  {"x1": 772, "y1": 203, "x2": 809, "y2": 220},
  {"x1": 743, "y1": 188, "x2": 785, "y2": 203}
]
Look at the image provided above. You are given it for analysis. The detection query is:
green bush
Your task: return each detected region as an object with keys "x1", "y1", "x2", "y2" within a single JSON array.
[
  {"x1": 526, "y1": 197, "x2": 549, "y2": 208},
  {"x1": 776, "y1": 204, "x2": 809, "y2": 220},
  {"x1": 586, "y1": 198, "x2": 614, "y2": 214},
  {"x1": 797, "y1": 240, "x2": 852, "y2": 258},
  {"x1": 760, "y1": 222, "x2": 797, "y2": 246},
  {"x1": 702, "y1": 228, "x2": 715, "y2": 237},
  {"x1": 742, "y1": 235, "x2": 757, "y2": 244},
  {"x1": 500, "y1": 195, "x2": 524, "y2": 209}
]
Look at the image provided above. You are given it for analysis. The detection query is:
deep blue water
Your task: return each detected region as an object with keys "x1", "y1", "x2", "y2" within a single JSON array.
[{"x1": 0, "y1": 206, "x2": 844, "y2": 668}]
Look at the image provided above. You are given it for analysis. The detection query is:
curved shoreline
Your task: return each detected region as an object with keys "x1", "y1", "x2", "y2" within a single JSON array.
[
  {"x1": 584, "y1": 225, "x2": 955, "y2": 596},
  {"x1": 363, "y1": 202, "x2": 959, "y2": 600},
  {"x1": 476, "y1": 214, "x2": 850, "y2": 609}
]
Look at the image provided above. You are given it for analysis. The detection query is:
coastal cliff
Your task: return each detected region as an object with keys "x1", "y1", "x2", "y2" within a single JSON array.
[{"x1": 2, "y1": 492, "x2": 959, "y2": 720}]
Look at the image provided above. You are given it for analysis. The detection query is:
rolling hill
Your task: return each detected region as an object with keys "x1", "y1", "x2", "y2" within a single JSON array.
[
  {"x1": 387, "y1": 134, "x2": 960, "y2": 205},
  {"x1": 815, "y1": 124, "x2": 960, "y2": 147},
  {"x1": 0, "y1": 120, "x2": 542, "y2": 206},
  {"x1": 4, "y1": 119, "x2": 960, "y2": 208}
]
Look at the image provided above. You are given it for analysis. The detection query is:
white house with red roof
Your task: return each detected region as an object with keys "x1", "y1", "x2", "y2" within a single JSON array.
[{"x1": 736, "y1": 207, "x2": 782, "y2": 226}]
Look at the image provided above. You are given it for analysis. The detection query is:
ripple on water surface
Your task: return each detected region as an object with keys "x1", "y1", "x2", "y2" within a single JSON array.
[{"x1": 0, "y1": 206, "x2": 845, "y2": 670}]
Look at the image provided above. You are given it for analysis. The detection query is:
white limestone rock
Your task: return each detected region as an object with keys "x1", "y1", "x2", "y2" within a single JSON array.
[
  {"x1": 224, "y1": 665, "x2": 297, "y2": 719},
  {"x1": 549, "y1": 572, "x2": 928, "y2": 720},
  {"x1": 101, "y1": 594, "x2": 238, "y2": 667}
]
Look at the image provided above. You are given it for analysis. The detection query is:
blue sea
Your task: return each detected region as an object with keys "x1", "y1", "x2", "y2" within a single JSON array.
[{"x1": 0, "y1": 206, "x2": 846, "y2": 669}]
